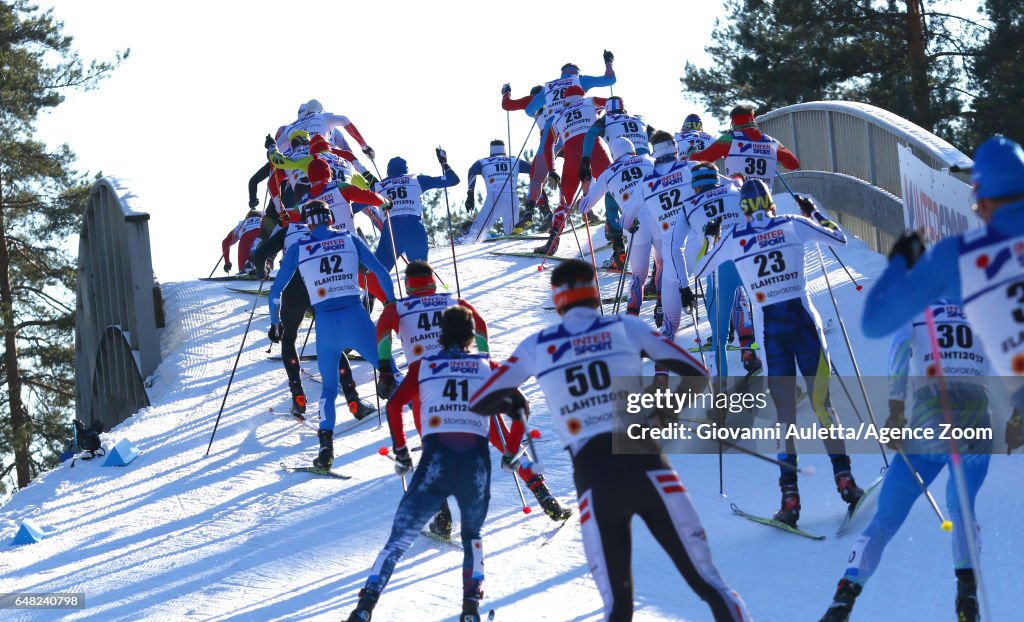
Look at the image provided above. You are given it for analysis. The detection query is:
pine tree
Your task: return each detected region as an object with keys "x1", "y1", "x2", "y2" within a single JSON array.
[
  {"x1": 967, "y1": 0, "x2": 1024, "y2": 147},
  {"x1": 681, "y1": 0, "x2": 979, "y2": 148},
  {"x1": 0, "y1": 0, "x2": 125, "y2": 495}
]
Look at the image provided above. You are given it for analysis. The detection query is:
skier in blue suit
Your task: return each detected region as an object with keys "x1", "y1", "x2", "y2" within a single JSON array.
[{"x1": 269, "y1": 200, "x2": 395, "y2": 470}]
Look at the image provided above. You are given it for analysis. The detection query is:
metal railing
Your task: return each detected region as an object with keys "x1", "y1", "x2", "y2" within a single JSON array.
[
  {"x1": 757, "y1": 101, "x2": 973, "y2": 252},
  {"x1": 75, "y1": 177, "x2": 162, "y2": 430}
]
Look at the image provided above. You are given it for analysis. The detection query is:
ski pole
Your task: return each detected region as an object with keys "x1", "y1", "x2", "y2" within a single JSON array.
[
  {"x1": 491, "y1": 415, "x2": 531, "y2": 514},
  {"x1": 612, "y1": 230, "x2": 635, "y2": 314},
  {"x1": 208, "y1": 255, "x2": 224, "y2": 279},
  {"x1": 365, "y1": 295, "x2": 384, "y2": 427},
  {"x1": 377, "y1": 446, "x2": 408, "y2": 492},
  {"x1": 299, "y1": 316, "x2": 315, "y2": 359},
  {"x1": 437, "y1": 145, "x2": 462, "y2": 298},
  {"x1": 714, "y1": 436, "x2": 810, "y2": 473},
  {"x1": 516, "y1": 408, "x2": 544, "y2": 474},
  {"x1": 505, "y1": 104, "x2": 516, "y2": 231},
  {"x1": 383, "y1": 210, "x2": 405, "y2": 298},
  {"x1": 830, "y1": 363, "x2": 865, "y2": 423},
  {"x1": 775, "y1": 172, "x2": 862, "y2": 291},
  {"x1": 207, "y1": 274, "x2": 271, "y2": 455},
  {"x1": 922, "y1": 307, "x2": 989, "y2": 615},
  {"x1": 691, "y1": 279, "x2": 710, "y2": 370}
]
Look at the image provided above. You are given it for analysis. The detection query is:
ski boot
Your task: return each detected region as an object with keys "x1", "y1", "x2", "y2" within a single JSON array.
[
  {"x1": 345, "y1": 588, "x2": 380, "y2": 622},
  {"x1": 536, "y1": 197, "x2": 553, "y2": 230},
  {"x1": 517, "y1": 199, "x2": 537, "y2": 230},
  {"x1": 956, "y1": 568, "x2": 979, "y2": 622},
  {"x1": 819, "y1": 578, "x2": 862, "y2": 622},
  {"x1": 348, "y1": 398, "x2": 376, "y2": 420},
  {"x1": 773, "y1": 482, "x2": 801, "y2": 526},
  {"x1": 460, "y1": 599, "x2": 482, "y2": 622},
  {"x1": 601, "y1": 246, "x2": 626, "y2": 272},
  {"x1": 835, "y1": 470, "x2": 864, "y2": 510},
  {"x1": 527, "y1": 475, "x2": 572, "y2": 521},
  {"x1": 625, "y1": 305, "x2": 640, "y2": 316},
  {"x1": 312, "y1": 429, "x2": 334, "y2": 470},
  {"x1": 653, "y1": 299, "x2": 664, "y2": 328},
  {"x1": 290, "y1": 393, "x2": 307, "y2": 419},
  {"x1": 428, "y1": 499, "x2": 453, "y2": 539},
  {"x1": 643, "y1": 266, "x2": 658, "y2": 298},
  {"x1": 533, "y1": 229, "x2": 559, "y2": 255},
  {"x1": 741, "y1": 349, "x2": 762, "y2": 374}
]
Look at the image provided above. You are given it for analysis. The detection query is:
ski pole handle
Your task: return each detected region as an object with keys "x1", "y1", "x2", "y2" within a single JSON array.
[{"x1": 378, "y1": 447, "x2": 408, "y2": 492}]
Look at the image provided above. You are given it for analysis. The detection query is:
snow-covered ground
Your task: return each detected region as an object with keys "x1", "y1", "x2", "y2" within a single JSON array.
[{"x1": 1, "y1": 196, "x2": 1021, "y2": 621}]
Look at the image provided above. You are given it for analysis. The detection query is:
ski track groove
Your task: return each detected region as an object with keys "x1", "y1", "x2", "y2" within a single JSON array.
[{"x1": 0, "y1": 194, "x2": 1020, "y2": 621}]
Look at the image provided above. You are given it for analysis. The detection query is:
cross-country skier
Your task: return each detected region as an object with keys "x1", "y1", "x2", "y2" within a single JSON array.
[
  {"x1": 639, "y1": 130, "x2": 693, "y2": 337},
  {"x1": 819, "y1": 300, "x2": 991, "y2": 622},
  {"x1": 674, "y1": 113, "x2": 715, "y2": 156},
  {"x1": 861, "y1": 135, "x2": 1024, "y2": 446},
  {"x1": 373, "y1": 149, "x2": 460, "y2": 273},
  {"x1": 693, "y1": 181, "x2": 864, "y2": 525},
  {"x1": 268, "y1": 200, "x2": 395, "y2": 470},
  {"x1": 275, "y1": 98, "x2": 375, "y2": 161},
  {"x1": 580, "y1": 96, "x2": 657, "y2": 271},
  {"x1": 689, "y1": 104, "x2": 800, "y2": 185},
  {"x1": 579, "y1": 137, "x2": 656, "y2": 313},
  {"x1": 469, "y1": 258, "x2": 751, "y2": 622},
  {"x1": 375, "y1": 260, "x2": 572, "y2": 528},
  {"x1": 533, "y1": 85, "x2": 612, "y2": 255},
  {"x1": 668, "y1": 162, "x2": 751, "y2": 381},
  {"x1": 345, "y1": 306, "x2": 527, "y2": 622},
  {"x1": 461, "y1": 139, "x2": 531, "y2": 242},
  {"x1": 221, "y1": 209, "x2": 262, "y2": 274},
  {"x1": 500, "y1": 84, "x2": 555, "y2": 227}
]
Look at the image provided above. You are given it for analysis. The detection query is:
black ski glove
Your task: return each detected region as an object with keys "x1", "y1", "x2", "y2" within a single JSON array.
[
  {"x1": 361, "y1": 144, "x2": 375, "y2": 160},
  {"x1": 795, "y1": 195, "x2": 816, "y2": 217},
  {"x1": 1007, "y1": 409, "x2": 1023, "y2": 453},
  {"x1": 883, "y1": 399, "x2": 907, "y2": 451},
  {"x1": 501, "y1": 83, "x2": 511, "y2": 96},
  {"x1": 223, "y1": 262, "x2": 232, "y2": 274},
  {"x1": 265, "y1": 134, "x2": 276, "y2": 149},
  {"x1": 889, "y1": 230, "x2": 926, "y2": 269},
  {"x1": 466, "y1": 191, "x2": 475, "y2": 212},
  {"x1": 361, "y1": 171, "x2": 378, "y2": 187},
  {"x1": 704, "y1": 218, "x2": 721, "y2": 238},
  {"x1": 377, "y1": 370, "x2": 396, "y2": 399},
  {"x1": 248, "y1": 197, "x2": 260, "y2": 208},
  {"x1": 578, "y1": 156, "x2": 592, "y2": 183},
  {"x1": 680, "y1": 286, "x2": 695, "y2": 313},
  {"x1": 436, "y1": 147, "x2": 448, "y2": 167},
  {"x1": 393, "y1": 446, "x2": 413, "y2": 475},
  {"x1": 268, "y1": 324, "x2": 282, "y2": 344},
  {"x1": 603, "y1": 49, "x2": 614, "y2": 63}
]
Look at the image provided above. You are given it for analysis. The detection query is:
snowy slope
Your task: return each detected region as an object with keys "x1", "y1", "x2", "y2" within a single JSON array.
[{"x1": 1, "y1": 198, "x2": 1021, "y2": 622}]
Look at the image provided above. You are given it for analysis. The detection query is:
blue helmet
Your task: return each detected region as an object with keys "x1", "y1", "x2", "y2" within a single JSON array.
[
  {"x1": 387, "y1": 156, "x2": 408, "y2": 177},
  {"x1": 739, "y1": 179, "x2": 773, "y2": 215},
  {"x1": 972, "y1": 135, "x2": 1024, "y2": 200},
  {"x1": 683, "y1": 114, "x2": 703, "y2": 132},
  {"x1": 691, "y1": 164, "x2": 719, "y2": 192}
]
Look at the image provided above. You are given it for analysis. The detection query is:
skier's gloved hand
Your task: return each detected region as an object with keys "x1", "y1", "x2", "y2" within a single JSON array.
[
  {"x1": 249, "y1": 197, "x2": 260, "y2": 208},
  {"x1": 393, "y1": 446, "x2": 413, "y2": 475},
  {"x1": 795, "y1": 195, "x2": 816, "y2": 218},
  {"x1": 381, "y1": 199, "x2": 393, "y2": 212},
  {"x1": 466, "y1": 190, "x2": 475, "y2": 212},
  {"x1": 501, "y1": 83, "x2": 511, "y2": 96},
  {"x1": 547, "y1": 170, "x2": 561, "y2": 187},
  {"x1": 704, "y1": 217, "x2": 721, "y2": 239},
  {"x1": 889, "y1": 230, "x2": 926, "y2": 269},
  {"x1": 361, "y1": 144, "x2": 375, "y2": 160},
  {"x1": 265, "y1": 134, "x2": 276, "y2": 149},
  {"x1": 883, "y1": 399, "x2": 907, "y2": 450},
  {"x1": 578, "y1": 156, "x2": 592, "y2": 183},
  {"x1": 361, "y1": 171, "x2": 378, "y2": 187},
  {"x1": 268, "y1": 324, "x2": 282, "y2": 344},
  {"x1": 680, "y1": 286, "x2": 695, "y2": 313},
  {"x1": 627, "y1": 219, "x2": 640, "y2": 234},
  {"x1": 500, "y1": 451, "x2": 521, "y2": 474},
  {"x1": 377, "y1": 370, "x2": 396, "y2": 399},
  {"x1": 435, "y1": 147, "x2": 448, "y2": 166},
  {"x1": 603, "y1": 49, "x2": 614, "y2": 63},
  {"x1": 223, "y1": 262, "x2": 232, "y2": 274},
  {"x1": 1007, "y1": 408, "x2": 1023, "y2": 453}
]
